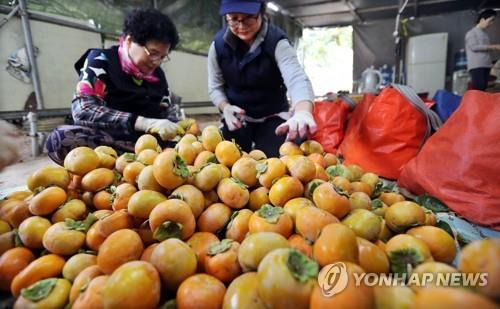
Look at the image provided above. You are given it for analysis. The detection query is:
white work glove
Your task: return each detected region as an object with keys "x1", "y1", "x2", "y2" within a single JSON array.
[
  {"x1": 134, "y1": 116, "x2": 179, "y2": 141},
  {"x1": 222, "y1": 104, "x2": 245, "y2": 131},
  {"x1": 0, "y1": 120, "x2": 21, "y2": 171},
  {"x1": 275, "y1": 110, "x2": 317, "y2": 141}
]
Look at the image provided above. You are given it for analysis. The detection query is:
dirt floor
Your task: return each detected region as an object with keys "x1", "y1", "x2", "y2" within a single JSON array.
[{"x1": 0, "y1": 114, "x2": 220, "y2": 190}]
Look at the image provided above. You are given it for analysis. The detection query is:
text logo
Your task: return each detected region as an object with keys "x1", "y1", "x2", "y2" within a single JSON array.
[{"x1": 317, "y1": 262, "x2": 349, "y2": 297}]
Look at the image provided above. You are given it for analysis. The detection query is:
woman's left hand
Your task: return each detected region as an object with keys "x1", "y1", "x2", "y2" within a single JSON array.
[
  {"x1": 0, "y1": 120, "x2": 21, "y2": 170},
  {"x1": 275, "y1": 109, "x2": 317, "y2": 141}
]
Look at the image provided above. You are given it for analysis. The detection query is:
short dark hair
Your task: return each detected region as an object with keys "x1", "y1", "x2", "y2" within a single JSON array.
[
  {"x1": 476, "y1": 9, "x2": 497, "y2": 24},
  {"x1": 123, "y1": 8, "x2": 179, "y2": 50}
]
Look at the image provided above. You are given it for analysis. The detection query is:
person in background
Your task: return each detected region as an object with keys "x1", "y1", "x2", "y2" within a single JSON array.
[
  {"x1": 465, "y1": 9, "x2": 500, "y2": 91},
  {"x1": 0, "y1": 120, "x2": 21, "y2": 171},
  {"x1": 208, "y1": 0, "x2": 316, "y2": 158},
  {"x1": 45, "y1": 8, "x2": 180, "y2": 165}
]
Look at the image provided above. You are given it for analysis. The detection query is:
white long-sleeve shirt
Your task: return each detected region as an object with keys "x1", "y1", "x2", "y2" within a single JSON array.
[
  {"x1": 208, "y1": 21, "x2": 314, "y2": 113},
  {"x1": 465, "y1": 26, "x2": 493, "y2": 70}
]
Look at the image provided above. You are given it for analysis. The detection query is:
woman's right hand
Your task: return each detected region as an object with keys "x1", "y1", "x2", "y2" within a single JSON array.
[
  {"x1": 0, "y1": 120, "x2": 21, "y2": 170},
  {"x1": 134, "y1": 116, "x2": 179, "y2": 141},
  {"x1": 220, "y1": 102, "x2": 245, "y2": 131}
]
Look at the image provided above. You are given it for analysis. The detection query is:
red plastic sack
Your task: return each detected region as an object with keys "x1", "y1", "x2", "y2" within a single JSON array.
[
  {"x1": 398, "y1": 91, "x2": 500, "y2": 230},
  {"x1": 311, "y1": 96, "x2": 354, "y2": 154},
  {"x1": 338, "y1": 85, "x2": 441, "y2": 179}
]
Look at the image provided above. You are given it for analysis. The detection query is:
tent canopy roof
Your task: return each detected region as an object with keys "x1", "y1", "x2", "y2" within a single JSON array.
[{"x1": 271, "y1": 0, "x2": 498, "y2": 27}]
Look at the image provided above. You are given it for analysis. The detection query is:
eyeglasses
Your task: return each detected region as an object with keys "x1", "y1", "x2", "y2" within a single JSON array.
[
  {"x1": 143, "y1": 45, "x2": 170, "y2": 63},
  {"x1": 226, "y1": 14, "x2": 259, "y2": 28}
]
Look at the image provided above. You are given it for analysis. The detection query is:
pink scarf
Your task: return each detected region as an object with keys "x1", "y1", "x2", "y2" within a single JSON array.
[{"x1": 117, "y1": 37, "x2": 159, "y2": 83}]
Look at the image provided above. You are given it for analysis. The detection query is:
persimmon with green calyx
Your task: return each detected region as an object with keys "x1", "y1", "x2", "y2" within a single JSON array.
[
  {"x1": 72, "y1": 275, "x2": 108, "y2": 309},
  {"x1": 414, "y1": 287, "x2": 498, "y2": 309},
  {"x1": 257, "y1": 158, "x2": 287, "y2": 189},
  {"x1": 223, "y1": 272, "x2": 266, "y2": 309},
  {"x1": 95, "y1": 145, "x2": 118, "y2": 169},
  {"x1": 10, "y1": 254, "x2": 66, "y2": 297},
  {"x1": 102, "y1": 261, "x2": 161, "y2": 309},
  {"x1": 51, "y1": 199, "x2": 88, "y2": 223},
  {"x1": 64, "y1": 146, "x2": 100, "y2": 176},
  {"x1": 257, "y1": 248, "x2": 318, "y2": 309},
  {"x1": 326, "y1": 164, "x2": 355, "y2": 181},
  {"x1": 153, "y1": 149, "x2": 188, "y2": 190},
  {"x1": 407, "y1": 225, "x2": 457, "y2": 263},
  {"x1": 149, "y1": 199, "x2": 195, "y2": 241},
  {"x1": 371, "y1": 199, "x2": 388, "y2": 217},
  {"x1": 27, "y1": 166, "x2": 70, "y2": 192},
  {"x1": 313, "y1": 223, "x2": 359, "y2": 267},
  {"x1": 357, "y1": 237, "x2": 390, "y2": 274},
  {"x1": 248, "y1": 187, "x2": 270, "y2": 211},
  {"x1": 205, "y1": 239, "x2": 242, "y2": 284},
  {"x1": 295, "y1": 206, "x2": 338, "y2": 243},
  {"x1": 299, "y1": 140, "x2": 323, "y2": 155},
  {"x1": 310, "y1": 262, "x2": 374, "y2": 309},
  {"x1": 192, "y1": 163, "x2": 223, "y2": 192},
  {"x1": 385, "y1": 201, "x2": 426, "y2": 233},
  {"x1": 226, "y1": 209, "x2": 253, "y2": 243},
  {"x1": 14, "y1": 278, "x2": 71, "y2": 309},
  {"x1": 197, "y1": 203, "x2": 232, "y2": 234},
  {"x1": 42, "y1": 221, "x2": 86, "y2": 256},
  {"x1": 304, "y1": 179, "x2": 326, "y2": 200},
  {"x1": 171, "y1": 184, "x2": 205, "y2": 218},
  {"x1": 193, "y1": 150, "x2": 217, "y2": 168},
  {"x1": 134, "y1": 134, "x2": 160, "y2": 154},
  {"x1": 177, "y1": 274, "x2": 226, "y2": 309},
  {"x1": 349, "y1": 191, "x2": 372, "y2": 210},
  {"x1": 286, "y1": 155, "x2": 317, "y2": 183},
  {"x1": 458, "y1": 238, "x2": 500, "y2": 300},
  {"x1": 268, "y1": 176, "x2": 304, "y2": 207},
  {"x1": 248, "y1": 204, "x2": 293, "y2": 238},
  {"x1": 231, "y1": 157, "x2": 258, "y2": 188},
  {"x1": 217, "y1": 177, "x2": 250, "y2": 209},
  {"x1": 69, "y1": 265, "x2": 103, "y2": 304},
  {"x1": 342, "y1": 209, "x2": 382, "y2": 241},
  {"x1": 137, "y1": 165, "x2": 163, "y2": 191},
  {"x1": 201, "y1": 125, "x2": 223, "y2": 152},
  {"x1": 279, "y1": 141, "x2": 303, "y2": 156},
  {"x1": 408, "y1": 261, "x2": 458, "y2": 293},
  {"x1": 28, "y1": 186, "x2": 67, "y2": 216},
  {"x1": 127, "y1": 190, "x2": 167, "y2": 219},
  {"x1": 215, "y1": 140, "x2": 242, "y2": 167},
  {"x1": 150, "y1": 238, "x2": 197, "y2": 290},
  {"x1": 238, "y1": 232, "x2": 290, "y2": 272},
  {"x1": 187, "y1": 232, "x2": 219, "y2": 272},
  {"x1": 373, "y1": 286, "x2": 415, "y2": 309},
  {"x1": 18, "y1": 216, "x2": 51, "y2": 249},
  {"x1": 283, "y1": 197, "x2": 315, "y2": 224},
  {"x1": 0, "y1": 247, "x2": 35, "y2": 291},
  {"x1": 115, "y1": 152, "x2": 136, "y2": 174},
  {"x1": 175, "y1": 141, "x2": 197, "y2": 165},
  {"x1": 111, "y1": 183, "x2": 137, "y2": 211},
  {"x1": 97, "y1": 229, "x2": 144, "y2": 274},
  {"x1": 62, "y1": 253, "x2": 97, "y2": 282},
  {"x1": 81, "y1": 168, "x2": 116, "y2": 192},
  {"x1": 385, "y1": 234, "x2": 432, "y2": 277},
  {"x1": 136, "y1": 148, "x2": 159, "y2": 166},
  {"x1": 312, "y1": 182, "x2": 350, "y2": 219}
]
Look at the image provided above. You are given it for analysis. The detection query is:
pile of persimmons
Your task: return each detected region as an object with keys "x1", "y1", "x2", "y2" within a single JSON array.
[{"x1": 0, "y1": 124, "x2": 499, "y2": 309}]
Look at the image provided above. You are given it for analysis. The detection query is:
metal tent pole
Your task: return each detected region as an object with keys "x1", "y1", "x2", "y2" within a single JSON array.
[
  {"x1": 18, "y1": 0, "x2": 43, "y2": 156},
  {"x1": 18, "y1": 0, "x2": 43, "y2": 110}
]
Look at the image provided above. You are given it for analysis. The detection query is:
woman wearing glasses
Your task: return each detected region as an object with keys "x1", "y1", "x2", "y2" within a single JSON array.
[
  {"x1": 208, "y1": 0, "x2": 316, "y2": 157},
  {"x1": 45, "y1": 8, "x2": 180, "y2": 165}
]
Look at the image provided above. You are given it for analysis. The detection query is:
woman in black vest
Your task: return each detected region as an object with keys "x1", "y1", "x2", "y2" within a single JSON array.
[
  {"x1": 45, "y1": 9, "x2": 180, "y2": 165},
  {"x1": 208, "y1": 0, "x2": 317, "y2": 158}
]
